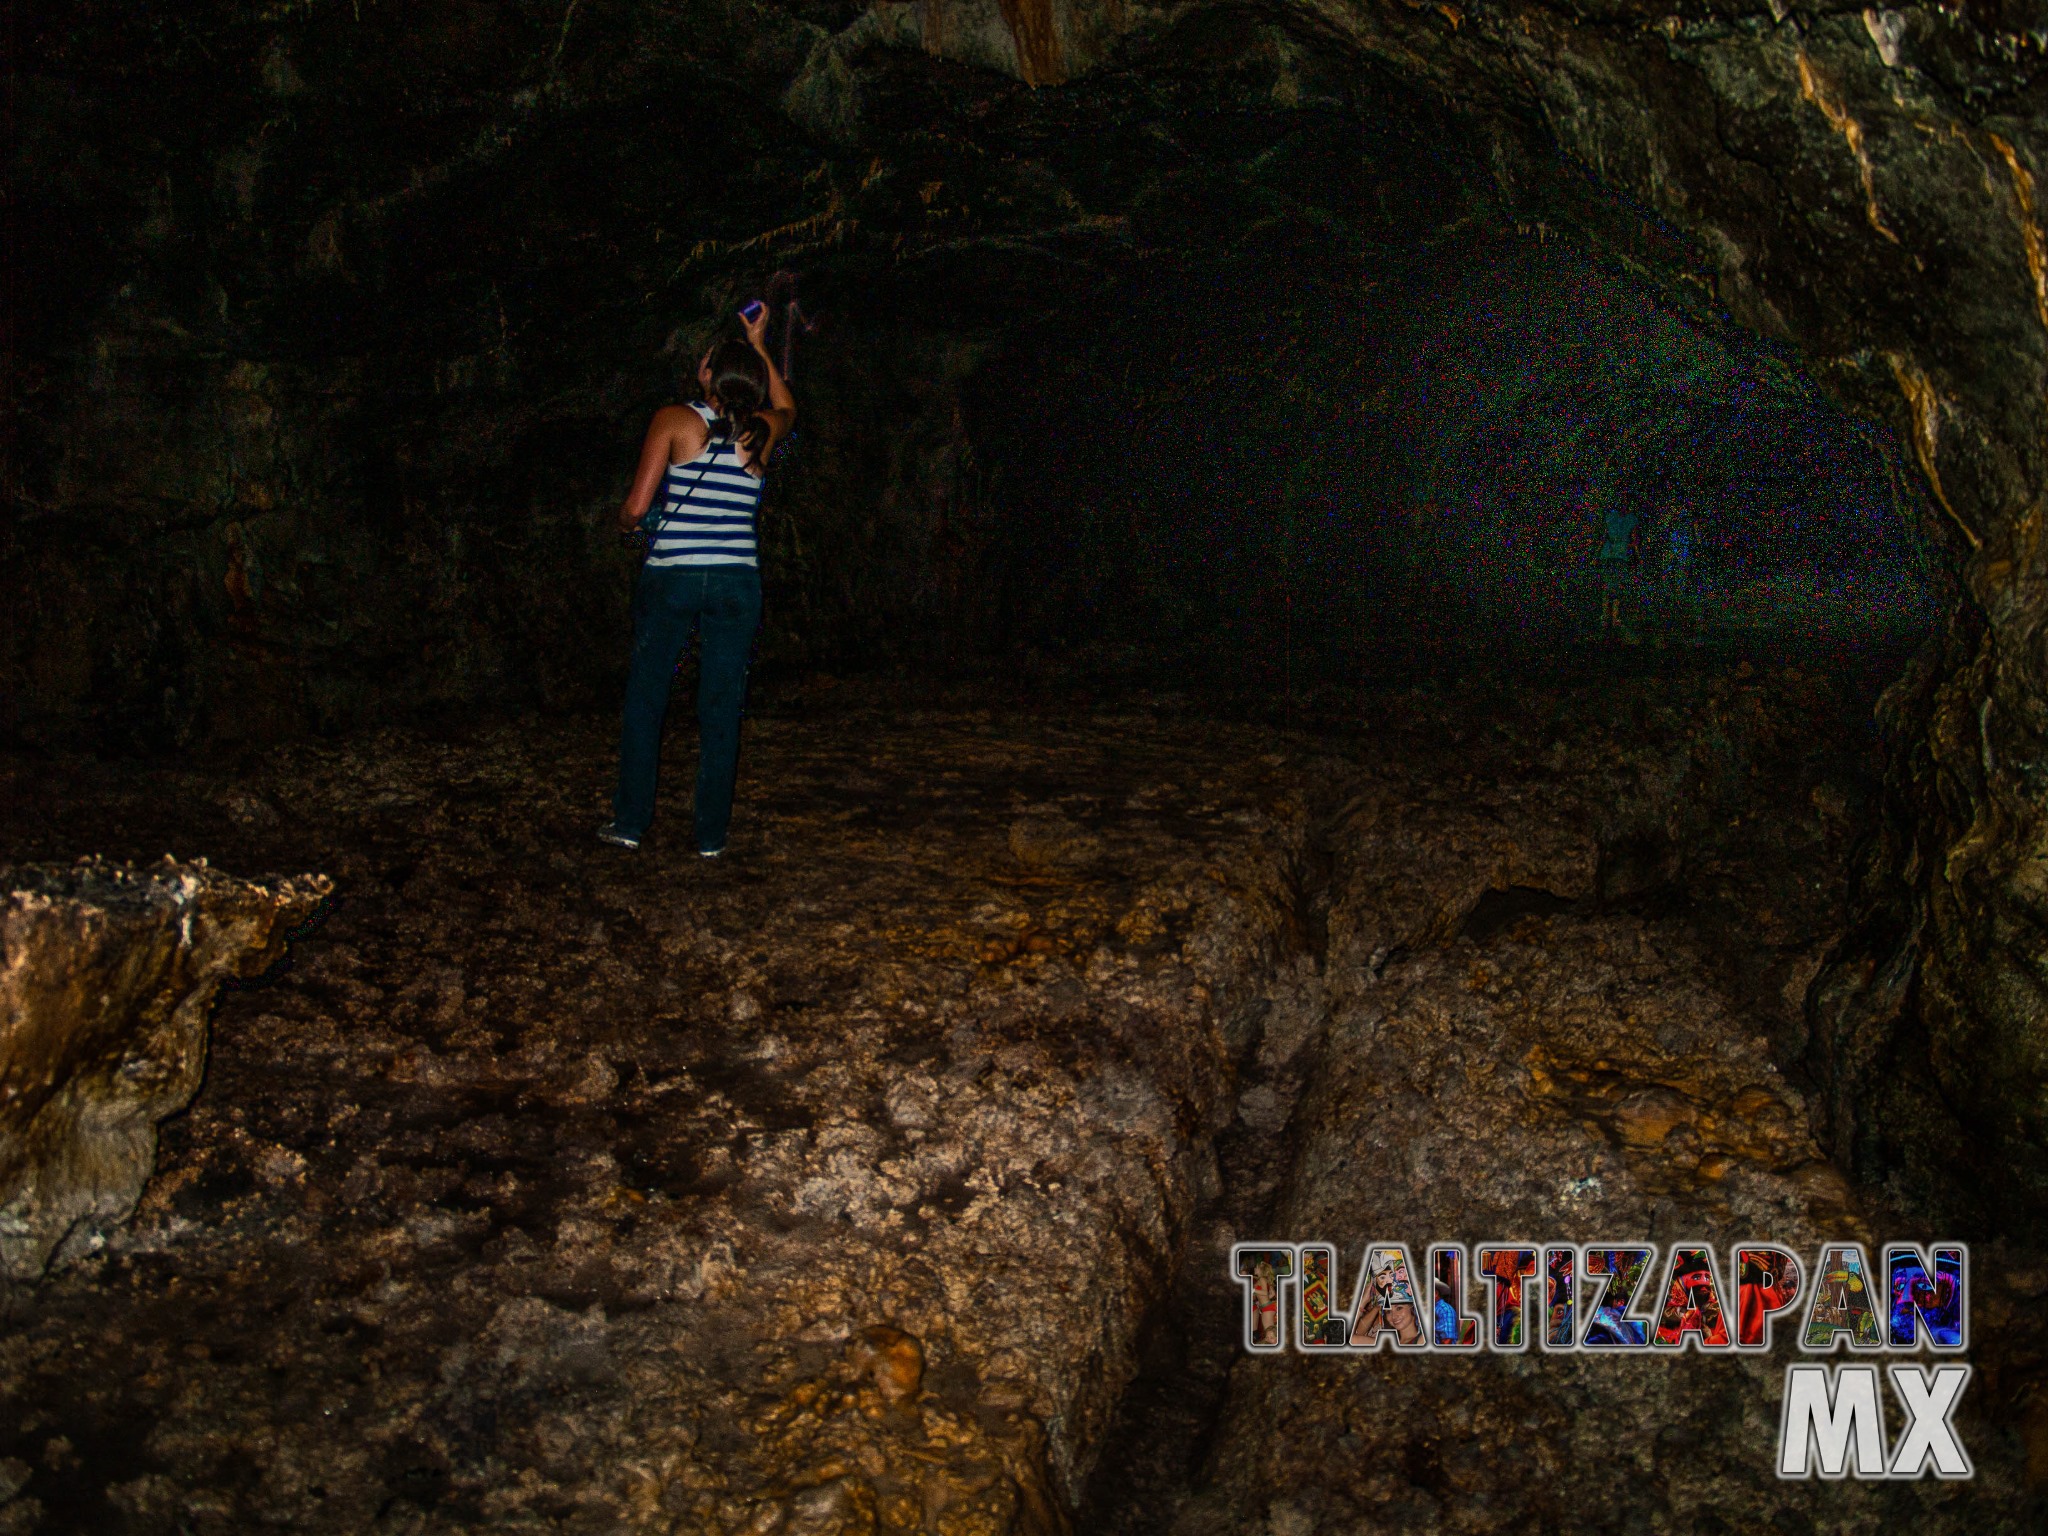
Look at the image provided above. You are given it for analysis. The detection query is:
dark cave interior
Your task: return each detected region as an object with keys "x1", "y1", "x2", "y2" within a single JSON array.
[
  {"x1": 4, "y1": 3, "x2": 2046, "y2": 1534},
  {"x1": 4, "y1": 2, "x2": 1943, "y2": 746}
]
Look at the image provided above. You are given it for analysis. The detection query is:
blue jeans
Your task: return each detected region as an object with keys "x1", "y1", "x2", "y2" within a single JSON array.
[{"x1": 612, "y1": 563, "x2": 762, "y2": 850}]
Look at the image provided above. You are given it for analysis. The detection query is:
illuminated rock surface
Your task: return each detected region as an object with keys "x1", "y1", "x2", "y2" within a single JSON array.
[
  {"x1": 0, "y1": 700, "x2": 1303, "y2": 1530},
  {"x1": 0, "y1": 671, "x2": 2034, "y2": 1529},
  {"x1": 0, "y1": 860, "x2": 328, "y2": 1281}
]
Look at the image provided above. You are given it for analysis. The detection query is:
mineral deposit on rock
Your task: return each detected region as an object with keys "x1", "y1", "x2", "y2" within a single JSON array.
[{"x1": 0, "y1": 859, "x2": 329, "y2": 1279}]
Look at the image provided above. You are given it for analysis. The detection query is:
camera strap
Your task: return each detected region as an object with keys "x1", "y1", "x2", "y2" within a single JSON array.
[{"x1": 641, "y1": 407, "x2": 736, "y2": 552}]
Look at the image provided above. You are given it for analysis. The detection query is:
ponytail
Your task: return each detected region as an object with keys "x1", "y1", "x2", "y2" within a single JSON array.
[
  {"x1": 711, "y1": 409, "x2": 768, "y2": 464},
  {"x1": 703, "y1": 339, "x2": 772, "y2": 469}
]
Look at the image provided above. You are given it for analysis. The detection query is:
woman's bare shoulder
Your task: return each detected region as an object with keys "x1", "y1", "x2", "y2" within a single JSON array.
[{"x1": 650, "y1": 404, "x2": 709, "y2": 452}]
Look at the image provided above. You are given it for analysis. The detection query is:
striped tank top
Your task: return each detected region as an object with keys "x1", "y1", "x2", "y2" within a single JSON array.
[{"x1": 645, "y1": 401, "x2": 765, "y2": 568}]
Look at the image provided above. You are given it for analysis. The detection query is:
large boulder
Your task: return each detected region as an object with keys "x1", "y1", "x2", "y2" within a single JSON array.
[{"x1": 0, "y1": 857, "x2": 328, "y2": 1279}]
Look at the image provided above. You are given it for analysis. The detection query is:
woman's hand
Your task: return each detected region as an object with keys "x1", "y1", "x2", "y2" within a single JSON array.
[{"x1": 742, "y1": 302, "x2": 771, "y2": 353}]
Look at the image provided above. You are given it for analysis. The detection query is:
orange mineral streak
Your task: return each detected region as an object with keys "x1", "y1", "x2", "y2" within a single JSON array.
[
  {"x1": 1795, "y1": 49, "x2": 1901, "y2": 244},
  {"x1": 1982, "y1": 136, "x2": 2048, "y2": 575},
  {"x1": 996, "y1": 0, "x2": 1065, "y2": 86},
  {"x1": 1887, "y1": 353, "x2": 1982, "y2": 552},
  {"x1": 1989, "y1": 133, "x2": 2048, "y2": 342}
]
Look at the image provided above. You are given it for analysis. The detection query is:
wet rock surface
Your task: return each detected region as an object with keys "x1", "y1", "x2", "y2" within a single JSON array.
[
  {"x1": 1, "y1": 666, "x2": 2034, "y2": 1532},
  {"x1": 1, "y1": 859, "x2": 328, "y2": 1280},
  {"x1": 0, "y1": 695, "x2": 1310, "y2": 1532},
  {"x1": 1075, "y1": 666, "x2": 2045, "y2": 1533},
  {"x1": 1159, "y1": 895, "x2": 2037, "y2": 1532}
]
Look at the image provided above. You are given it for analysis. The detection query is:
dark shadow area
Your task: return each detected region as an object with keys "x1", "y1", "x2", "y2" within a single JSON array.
[
  {"x1": 975, "y1": 225, "x2": 1937, "y2": 695},
  {"x1": 3, "y1": 5, "x2": 1943, "y2": 751}
]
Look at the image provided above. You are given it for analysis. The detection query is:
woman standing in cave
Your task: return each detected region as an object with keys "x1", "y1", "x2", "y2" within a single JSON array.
[{"x1": 597, "y1": 305, "x2": 796, "y2": 855}]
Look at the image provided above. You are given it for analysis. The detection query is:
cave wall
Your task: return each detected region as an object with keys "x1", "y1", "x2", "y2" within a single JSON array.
[
  {"x1": 832, "y1": 0, "x2": 2048, "y2": 1220},
  {"x1": 914, "y1": 0, "x2": 2048, "y2": 1225},
  {"x1": 3, "y1": 1, "x2": 997, "y2": 748},
  {"x1": 2, "y1": 0, "x2": 1498, "y2": 747},
  {"x1": 6, "y1": 2, "x2": 2046, "y2": 1221}
]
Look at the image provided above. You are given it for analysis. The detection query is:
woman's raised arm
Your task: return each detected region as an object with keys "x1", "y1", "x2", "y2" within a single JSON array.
[{"x1": 742, "y1": 306, "x2": 797, "y2": 462}]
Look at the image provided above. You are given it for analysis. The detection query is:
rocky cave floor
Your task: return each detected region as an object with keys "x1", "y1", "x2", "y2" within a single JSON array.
[{"x1": 1, "y1": 661, "x2": 2042, "y2": 1535}]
